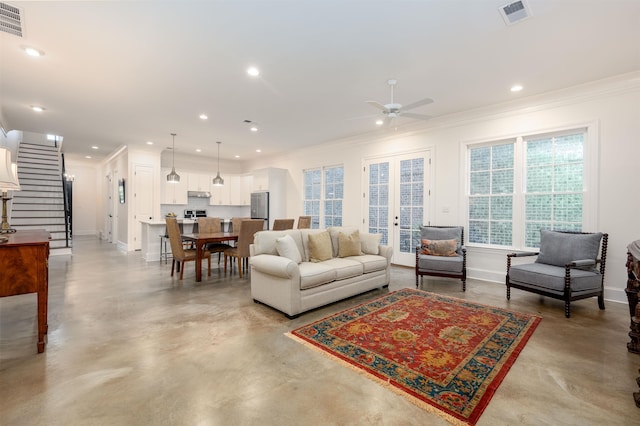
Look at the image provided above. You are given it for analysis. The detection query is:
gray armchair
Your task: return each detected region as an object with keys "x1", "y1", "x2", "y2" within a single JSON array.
[
  {"x1": 506, "y1": 230, "x2": 608, "y2": 318},
  {"x1": 415, "y1": 226, "x2": 467, "y2": 291}
]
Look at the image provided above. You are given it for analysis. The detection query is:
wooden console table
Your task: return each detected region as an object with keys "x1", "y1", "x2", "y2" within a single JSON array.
[{"x1": 0, "y1": 230, "x2": 51, "y2": 353}]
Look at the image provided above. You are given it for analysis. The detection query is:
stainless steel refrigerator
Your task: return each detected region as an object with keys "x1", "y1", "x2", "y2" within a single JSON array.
[{"x1": 250, "y1": 192, "x2": 269, "y2": 229}]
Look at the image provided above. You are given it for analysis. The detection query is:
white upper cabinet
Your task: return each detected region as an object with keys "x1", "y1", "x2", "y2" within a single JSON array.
[
  {"x1": 188, "y1": 173, "x2": 211, "y2": 192},
  {"x1": 161, "y1": 168, "x2": 188, "y2": 205}
]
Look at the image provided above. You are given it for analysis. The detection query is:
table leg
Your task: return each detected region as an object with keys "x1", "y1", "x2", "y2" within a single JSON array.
[
  {"x1": 37, "y1": 285, "x2": 47, "y2": 353},
  {"x1": 195, "y1": 242, "x2": 204, "y2": 282}
]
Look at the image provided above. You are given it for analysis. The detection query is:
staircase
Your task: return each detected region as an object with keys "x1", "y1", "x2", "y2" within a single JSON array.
[{"x1": 10, "y1": 142, "x2": 72, "y2": 255}]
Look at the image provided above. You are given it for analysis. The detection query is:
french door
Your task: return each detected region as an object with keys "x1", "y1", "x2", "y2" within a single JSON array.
[{"x1": 364, "y1": 151, "x2": 431, "y2": 266}]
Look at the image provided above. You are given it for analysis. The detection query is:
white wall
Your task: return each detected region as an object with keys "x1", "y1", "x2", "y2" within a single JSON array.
[
  {"x1": 243, "y1": 73, "x2": 640, "y2": 304},
  {"x1": 65, "y1": 160, "x2": 99, "y2": 236}
]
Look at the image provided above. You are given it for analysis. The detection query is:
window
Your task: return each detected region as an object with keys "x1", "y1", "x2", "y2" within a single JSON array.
[
  {"x1": 303, "y1": 165, "x2": 344, "y2": 228},
  {"x1": 467, "y1": 128, "x2": 592, "y2": 250}
]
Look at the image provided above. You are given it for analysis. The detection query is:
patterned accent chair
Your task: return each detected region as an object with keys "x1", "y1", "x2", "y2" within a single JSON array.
[
  {"x1": 506, "y1": 230, "x2": 608, "y2": 318},
  {"x1": 415, "y1": 226, "x2": 466, "y2": 291}
]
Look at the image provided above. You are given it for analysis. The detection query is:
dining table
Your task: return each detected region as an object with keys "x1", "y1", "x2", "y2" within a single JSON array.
[{"x1": 181, "y1": 232, "x2": 238, "y2": 282}]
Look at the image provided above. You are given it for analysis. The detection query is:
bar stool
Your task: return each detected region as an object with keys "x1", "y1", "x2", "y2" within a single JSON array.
[{"x1": 160, "y1": 228, "x2": 171, "y2": 263}]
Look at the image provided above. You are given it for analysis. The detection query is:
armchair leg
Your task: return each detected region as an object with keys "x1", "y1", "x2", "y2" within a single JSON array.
[
  {"x1": 506, "y1": 285, "x2": 511, "y2": 300},
  {"x1": 598, "y1": 295, "x2": 606, "y2": 310},
  {"x1": 462, "y1": 279, "x2": 466, "y2": 292},
  {"x1": 416, "y1": 274, "x2": 419, "y2": 288},
  {"x1": 565, "y1": 301, "x2": 571, "y2": 318}
]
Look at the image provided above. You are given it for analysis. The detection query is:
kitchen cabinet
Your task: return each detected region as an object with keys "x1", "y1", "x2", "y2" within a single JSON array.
[
  {"x1": 209, "y1": 174, "x2": 252, "y2": 206},
  {"x1": 161, "y1": 167, "x2": 188, "y2": 204},
  {"x1": 188, "y1": 173, "x2": 211, "y2": 192}
]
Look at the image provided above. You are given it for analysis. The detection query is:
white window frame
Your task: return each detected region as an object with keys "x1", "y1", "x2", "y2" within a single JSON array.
[
  {"x1": 303, "y1": 164, "x2": 344, "y2": 229},
  {"x1": 460, "y1": 122, "x2": 599, "y2": 251}
]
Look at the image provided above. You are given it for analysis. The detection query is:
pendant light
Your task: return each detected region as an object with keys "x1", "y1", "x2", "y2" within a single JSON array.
[
  {"x1": 212, "y1": 141, "x2": 224, "y2": 186},
  {"x1": 166, "y1": 133, "x2": 180, "y2": 183}
]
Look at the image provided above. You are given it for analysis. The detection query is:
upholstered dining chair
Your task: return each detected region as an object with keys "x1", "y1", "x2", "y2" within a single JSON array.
[
  {"x1": 230, "y1": 217, "x2": 251, "y2": 234},
  {"x1": 224, "y1": 219, "x2": 265, "y2": 278},
  {"x1": 166, "y1": 217, "x2": 211, "y2": 280},
  {"x1": 297, "y1": 215, "x2": 312, "y2": 229},
  {"x1": 272, "y1": 218, "x2": 295, "y2": 230},
  {"x1": 415, "y1": 225, "x2": 467, "y2": 291},
  {"x1": 197, "y1": 217, "x2": 231, "y2": 263},
  {"x1": 506, "y1": 230, "x2": 608, "y2": 318}
]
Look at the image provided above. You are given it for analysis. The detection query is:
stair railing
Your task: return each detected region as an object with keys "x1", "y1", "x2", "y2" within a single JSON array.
[{"x1": 61, "y1": 153, "x2": 71, "y2": 247}]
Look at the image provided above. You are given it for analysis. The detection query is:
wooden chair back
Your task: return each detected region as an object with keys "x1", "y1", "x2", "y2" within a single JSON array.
[
  {"x1": 272, "y1": 218, "x2": 294, "y2": 230},
  {"x1": 197, "y1": 217, "x2": 222, "y2": 233},
  {"x1": 165, "y1": 217, "x2": 186, "y2": 259},
  {"x1": 297, "y1": 216, "x2": 312, "y2": 229},
  {"x1": 231, "y1": 217, "x2": 251, "y2": 233},
  {"x1": 236, "y1": 219, "x2": 265, "y2": 258}
]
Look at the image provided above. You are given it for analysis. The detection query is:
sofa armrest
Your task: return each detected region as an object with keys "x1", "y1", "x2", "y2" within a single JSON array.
[
  {"x1": 379, "y1": 245, "x2": 393, "y2": 261},
  {"x1": 251, "y1": 254, "x2": 299, "y2": 279}
]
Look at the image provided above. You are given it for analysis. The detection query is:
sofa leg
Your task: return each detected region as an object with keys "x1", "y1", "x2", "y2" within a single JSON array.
[{"x1": 285, "y1": 313, "x2": 300, "y2": 320}]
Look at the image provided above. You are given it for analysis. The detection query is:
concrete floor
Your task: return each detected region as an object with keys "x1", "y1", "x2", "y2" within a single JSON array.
[{"x1": 1, "y1": 235, "x2": 639, "y2": 425}]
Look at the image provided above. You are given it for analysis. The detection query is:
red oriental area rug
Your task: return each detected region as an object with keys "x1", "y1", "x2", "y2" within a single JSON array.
[{"x1": 287, "y1": 288, "x2": 541, "y2": 425}]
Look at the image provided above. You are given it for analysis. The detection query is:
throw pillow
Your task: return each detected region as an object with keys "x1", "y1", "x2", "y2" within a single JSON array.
[
  {"x1": 308, "y1": 231, "x2": 333, "y2": 262},
  {"x1": 536, "y1": 230, "x2": 603, "y2": 267},
  {"x1": 338, "y1": 230, "x2": 362, "y2": 257},
  {"x1": 420, "y1": 239, "x2": 458, "y2": 257},
  {"x1": 360, "y1": 232, "x2": 381, "y2": 255},
  {"x1": 276, "y1": 234, "x2": 302, "y2": 264}
]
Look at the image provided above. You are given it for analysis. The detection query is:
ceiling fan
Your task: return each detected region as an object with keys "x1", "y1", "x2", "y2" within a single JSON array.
[{"x1": 366, "y1": 79, "x2": 434, "y2": 126}]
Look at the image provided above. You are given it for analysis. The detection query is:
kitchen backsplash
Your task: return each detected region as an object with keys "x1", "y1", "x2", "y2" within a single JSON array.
[{"x1": 160, "y1": 199, "x2": 249, "y2": 219}]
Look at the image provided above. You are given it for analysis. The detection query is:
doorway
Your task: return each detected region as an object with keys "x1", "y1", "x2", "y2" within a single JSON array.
[{"x1": 363, "y1": 150, "x2": 431, "y2": 266}]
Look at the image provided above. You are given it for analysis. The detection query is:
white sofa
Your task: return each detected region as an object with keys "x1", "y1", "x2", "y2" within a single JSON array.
[{"x1": 249, "y1": 227, "x2": 393, "y2": 318}]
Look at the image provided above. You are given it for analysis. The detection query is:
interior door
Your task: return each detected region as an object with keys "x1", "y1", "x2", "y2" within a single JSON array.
[
  {"x1": 133, "y1": 164, "x2": 154, "y2": 251},
  {"x1": 364, "y1": 151, "x2": 431, "y2": 266},
  {"x1": 106, "y1": 173, "x2": 113, "y2": 243}
]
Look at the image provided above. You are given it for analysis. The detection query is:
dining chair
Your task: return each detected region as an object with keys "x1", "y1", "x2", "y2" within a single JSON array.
[
  {"x1": 166, "y1": 217, "x2": 211, "y2": 280},
  {"x1": 230, "y1": 217, "x2": 251, "y2": 233},
  {"x1": 197, "y1": 217, "x2": 231, "y2": 263},
  {"x1": 297, "y1": 215, "x2": 312, "y2": 229},
  {"x1": 224, "y1": 219, "x2": 265, "y2": 278},
  {"x1": 272, "y1": 218, "x2": 294, "y2": 230}
]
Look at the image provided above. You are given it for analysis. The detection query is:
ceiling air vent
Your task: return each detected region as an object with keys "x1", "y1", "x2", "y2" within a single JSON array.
[
  {"x1": 0, "y1": 2, "x2": 23, "y2": 37},
  {"x1": 499, "y1": 0, "x2": 532, "y2": 26}
]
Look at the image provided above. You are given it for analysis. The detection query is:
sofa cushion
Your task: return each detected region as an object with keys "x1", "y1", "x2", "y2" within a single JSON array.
[
  {"x1": 308, "y1": 231, "x2": 333, "y2": 262},
  {"x1": 328, "y1": 226, "x2": 358, "y2": 258},
  {"x1": 348, "y1": 254, "x2": 388, "y2": 273},
  {"x1": 321, "y1": 257, "x2": 363, "y2": 280},
  {"x1": 509, "y1": 262, "x2": 603, "y2": 294},
  {"x1": 420, "y1": 239, "x2": 458, "y2": 256},
  {"x1": 360, "y1": 232, "x2": 381, "y2": 255},
  {"x1": 338, "y1": 230, "x2": 363, "y2": 257},
  {"x1": 536, "y1": 230, "x2": 602, "y2": 267},
  {"x1": 276, "y1": 234, "x2": 302, "y2": 264},
  {"x1": 418, "y1": 254, "x2": 464, "y2": 273},
  {"x1": 298, "y1": 262, "x2": 337, "y2": 289}
]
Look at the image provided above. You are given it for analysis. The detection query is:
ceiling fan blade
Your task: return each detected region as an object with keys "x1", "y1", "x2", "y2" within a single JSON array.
[
  {"x1": 346, "y1": 113, "x2": 378, "y2": 121},
  {"x1": 366, "y1": 101, "x2": 389, "y2": 112},
  {"x1": 402, "y1": 97, "x2": 434, "y2": 111},
  {"x1": 401, "y1": 112, "x2": 431, "y2": 121}
]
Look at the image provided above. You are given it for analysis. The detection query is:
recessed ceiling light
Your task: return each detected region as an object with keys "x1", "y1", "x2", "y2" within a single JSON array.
[
  {"x1": 146, "y1": 141, "x2": 154, "y2": 145},
  {"x1": 247, "y1": 66, "x2": 260, "y2": 77},
  {"x1": 256, "y1": 149, "x2": 262, "y2": 153},
  {"x1": 31, "y1": 106, "x2": 45, "y2": 112},
  {"x1": 235, "y1": 155, "x2": 240, "y2": 158},
  {"x1": 375, "y1": 119, "x2": 384, "y2": 125},
  {"x1": 510, "y1": 84, "x2": 523, "y2": 92},
  {"x1": 195, "y1": 148, "x2": 202, "y2": 153},
  {"x1": 199, "y1": 114, "x2": 208, "y2": 120},
  {"x1": 85, "y1": 155, "x2": 92, "y2": 159},
  {"x1": 91, "y1": 146, "x2": 99, "y2": 150},
  {"x1": 250, "y1": 126, "x2": 258, "y2": 132},
  {"x1": 23, "y1": 46, "x2": 44, "y2": 57}
]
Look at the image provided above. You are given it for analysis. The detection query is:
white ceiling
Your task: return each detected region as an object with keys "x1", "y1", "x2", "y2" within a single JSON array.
[{"x1": 1, "y1": 0, "x2": 639, "y2": 163}]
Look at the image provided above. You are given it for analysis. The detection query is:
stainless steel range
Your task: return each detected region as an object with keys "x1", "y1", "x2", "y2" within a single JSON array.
[{"x1": 184, "y1": 209, "x2": 207, "y2": 219}]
